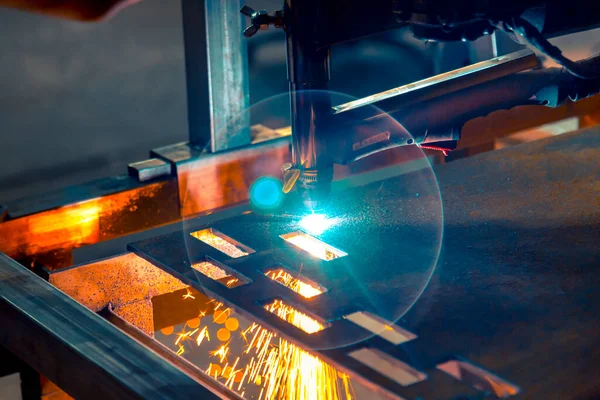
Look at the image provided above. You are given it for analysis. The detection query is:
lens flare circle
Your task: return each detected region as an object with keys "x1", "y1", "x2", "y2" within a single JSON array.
[
  {"x1": 249, "y1": 176, "x2": 284, "y2": 211},
  {"x1": 182, "y1": 90, "x2": 443, "y2": 352}
]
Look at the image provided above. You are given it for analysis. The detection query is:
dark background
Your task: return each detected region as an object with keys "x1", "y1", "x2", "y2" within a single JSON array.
[{"x1": 0, "y1": 0, "x2": 598, "y2": 204}]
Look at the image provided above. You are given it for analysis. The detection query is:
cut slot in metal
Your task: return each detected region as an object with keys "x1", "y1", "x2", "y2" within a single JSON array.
[
  {"x1": 263, "y1": 299, "x2": 327, "y2": 334},
  {"x1": 280, "y1": 231, "x2": 347, "y2": 261},
  {"x1": 349, "y1": 348, "x2": 427, "y2": 387},
  {"x1": 264, "y1": 267, "x2": 327, "y2": 299},
  {"x1": 437, "y1": 359, "x2": 520, "y2": 398},
  {"x1": 191, "y1": 258, "x2": 250, "y2": 288},
  {"x1": 190, "y1": 228, "x2": 254, "y2": 258},
  {"x1": 344, "y1": 311, "x2": 417, "y2": 345}
]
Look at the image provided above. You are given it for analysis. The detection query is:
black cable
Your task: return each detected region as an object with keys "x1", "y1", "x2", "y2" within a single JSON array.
[{"x1": 500, "y1": 16, "x2": 600, "y2": 80}]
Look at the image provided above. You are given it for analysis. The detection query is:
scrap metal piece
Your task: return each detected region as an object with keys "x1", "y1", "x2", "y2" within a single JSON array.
[
  {"x1": 349, "y1": 348, "x2": 427, "y2": 387},
  {"x1": 344, "y1": 312, "x2": 417, "y2": 345},
  {"x1": 190, "y1": 229, "x2": 254, "y2": 258},
  {"x1": 128, "y1": 159, "x2": 171, "y2": 182},
  {"x1": 280, "y1": 231, "x2": 347, "y2": 261},
  {"x1": 191, "y1": 259, "x2": 250, "y2": 288},
  {"x1": 437, "y1": 360, "x2": 520, "y2": 398}
]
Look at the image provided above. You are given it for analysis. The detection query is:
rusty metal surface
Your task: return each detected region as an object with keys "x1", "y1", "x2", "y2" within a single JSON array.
[
  {"x1": 48, "y1": 253, "x2": 188, "y2": 325},
  {"x1": 0, "y1": 178, "x2": 180, "y2": 269},
  {"x1": 129, "y1": 127, "x2": 600, "y2": 399},
  {"x1": 176, "y1": 137, "x2": 290, "y2": 216}
]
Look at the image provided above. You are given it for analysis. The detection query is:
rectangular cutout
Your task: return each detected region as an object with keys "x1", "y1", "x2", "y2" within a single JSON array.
[
  {"x1": 264, "y1": 267, "x2": 326, "y2": 298},
  {"x1": 190, "y1": 228, "x2": 254, "y2": 258},
  {"x1": 191, "y1": 258, "x2": 250, "y2": 289},
  {"x1": 349, "y1": 348, "x2": 426, "y2": 387},
  {"x1": 344, "y1": 311, "x2": 417, "y2": 345},
  {"x1": 280, "y1": 231, "x2": 347, "y2": 261},
  {"x1": 437, "y1": 360, "x2": 520, "y2": 398},
  {"x1": 263, "y1": 299, "x2": 327, "y2": 334}
]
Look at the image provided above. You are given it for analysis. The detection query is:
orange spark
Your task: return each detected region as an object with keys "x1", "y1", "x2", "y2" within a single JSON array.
[
  {"x1": 226, "y1": 278, "x2": 240, "y2": 288},
  {"x1": 182, "y1": 288, "x2": 195, "y2": 300},
  {"x1": 265, "y1": 268, "x2": 325, "y2": 299},
  {"x1": 169, "y1": 301, "x2": 354, "y2": 399},
  {"x1": 264, "y1": 299, "x2": 325, "y2": 334},
  {"x1": 196, "y1": 326, "x2": 210, "y2": 346},
  {"x1": 211, "y1": 344, "x2": 230, "y2": 363}
]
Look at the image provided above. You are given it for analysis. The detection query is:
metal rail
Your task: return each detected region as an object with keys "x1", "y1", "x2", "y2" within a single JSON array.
[
  {"x1": 0, "y1": 253, "x2": 219, "y2": 399},
  {"x1": 332, "y1": 49, "x2": 539, "y2": 117}
]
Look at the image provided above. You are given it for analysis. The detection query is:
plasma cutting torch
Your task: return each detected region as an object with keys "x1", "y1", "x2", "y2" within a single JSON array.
[{"x1": 241, "y1": 0, "x2": 600, "y2": 211}]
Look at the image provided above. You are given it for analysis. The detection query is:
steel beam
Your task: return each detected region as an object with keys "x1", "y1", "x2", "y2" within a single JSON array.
[{"x1": 182, "y1": 0, "x2": 250, "y2": 152}]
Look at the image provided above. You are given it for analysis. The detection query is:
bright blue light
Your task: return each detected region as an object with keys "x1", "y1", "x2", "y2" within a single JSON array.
[
  {"x1": 299, "y1": 214, "x2": 336, "y2": 235},
  {"x1": 249, "y1": 176, "x2": 284, "y2": 210}
]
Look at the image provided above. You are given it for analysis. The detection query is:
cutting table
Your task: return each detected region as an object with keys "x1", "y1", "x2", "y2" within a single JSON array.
[{"x1": 1, "y1": 126, "x2": 598, "y2": 400}]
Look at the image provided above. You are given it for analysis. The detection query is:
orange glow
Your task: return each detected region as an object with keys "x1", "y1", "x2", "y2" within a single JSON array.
[
  {"x1": 214, "y1": 308, "x2": 231, "y2": 324},
  {"x1": 217, "y1": 328, "x2": 231, "y2": 342},
  {"x1": 175, "y1": 327, "x2": 199, "y2": 346},
  {"x1": 207, "y1": 363, "x2": 222, "y2": 378},
  {"x1": 225, "y1": 318, "x2": 239, "y2": 332},
  {"x1": 160, "y1": 326, "x2": 174, "y2": 336},
  {"x1": 263, "y1": 299, "x2": 326, "y2": 334},
  {"x1": 167, "y1": 296, "x2": 355, "y2": 400},
  {"x1": 30, "y1": 203, "x2": 100, "y2": 237},
  {"x1": 280, "y1": 231, "x2": 347, "y2": 261},
  {"x1": 211, "y1": 344, "x2": 229, "y2": 363},
  {"x1": 264, "y1": 268, "x2": 325, "y2": 298},
  {"x1": 0, "y1": 179, "x2": 178, "y2": 269},
  {"x1": 225, "y1": 278, "x2": 240, "y2": 288},
  {"x1": 190, "y1": 229, "x2": 252, "y2": 258},
  {"x1": 192, "y1": 261, "x2": 230, "y2": 280},
  {"x1": 187, "y1": 318, "x2": 201, "y2": 329},
  {"x1": 191, "y1": 260, "x2": 249, "y2": 289}
]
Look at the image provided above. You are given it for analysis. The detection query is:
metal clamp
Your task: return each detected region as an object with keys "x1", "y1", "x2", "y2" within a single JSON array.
[{"x1": 240, "y1": 5, "x2": 283, "y2": 37}]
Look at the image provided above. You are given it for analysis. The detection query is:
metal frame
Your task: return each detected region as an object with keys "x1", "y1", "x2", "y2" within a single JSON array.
[{"x1": 182, "y1": 0, "x2": 250, "y2": 152}]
